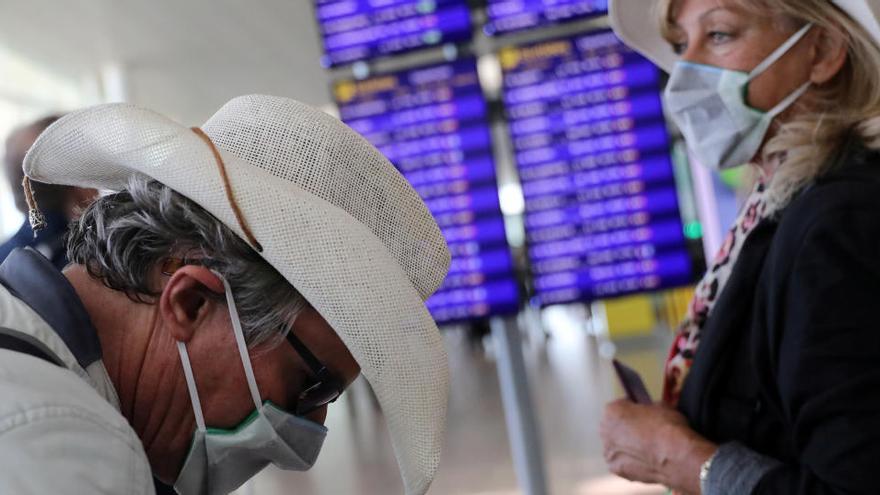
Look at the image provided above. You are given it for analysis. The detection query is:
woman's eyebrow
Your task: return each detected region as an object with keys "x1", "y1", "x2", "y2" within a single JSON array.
[
  {"x1": 666, "y1": 6, "x2": 732, "y2": 34},
  {"x1": 699, "y1": 6, "x2": 739, "y2": 22}
]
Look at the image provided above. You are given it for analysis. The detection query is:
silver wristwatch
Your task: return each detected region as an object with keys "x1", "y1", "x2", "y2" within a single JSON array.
[{"x1": 699, "y1": 450, "x2": 719, "y2": 494}]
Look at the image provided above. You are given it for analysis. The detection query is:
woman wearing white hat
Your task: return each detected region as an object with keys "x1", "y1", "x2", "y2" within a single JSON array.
[{"x1": 600, "y1": 0, "x2": 880, "y2": 493}]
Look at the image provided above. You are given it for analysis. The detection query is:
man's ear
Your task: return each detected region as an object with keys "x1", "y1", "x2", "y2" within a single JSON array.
[
  {"x1": 810, "y1": 25, "x2": 849, "y2": 85},
  {"x1": 158, "y1": 265, "x2": 225, "y2": 343}
]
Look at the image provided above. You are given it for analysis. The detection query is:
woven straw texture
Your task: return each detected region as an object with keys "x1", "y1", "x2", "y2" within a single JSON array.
[{"x1": 24, "y1": 95, "x2": 451, "y2": 495}]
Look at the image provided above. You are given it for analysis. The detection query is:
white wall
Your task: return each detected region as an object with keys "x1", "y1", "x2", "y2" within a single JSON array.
[{"x1": 0, "y1": 45, "x2": 98, "y2": 238}]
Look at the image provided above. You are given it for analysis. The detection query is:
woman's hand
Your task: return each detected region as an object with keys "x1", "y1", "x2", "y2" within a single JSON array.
[{"x1": 600, "y1": 399, "x2": 717, "y2": 495}]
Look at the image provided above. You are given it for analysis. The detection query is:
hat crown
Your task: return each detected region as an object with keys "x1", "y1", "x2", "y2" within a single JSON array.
[{"x1": 201, "y1": 95, "x2": 450, "y2": 301}]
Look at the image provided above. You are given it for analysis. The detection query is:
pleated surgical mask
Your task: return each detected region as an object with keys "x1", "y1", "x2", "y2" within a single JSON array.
[
  {"x1": 173, "y1": 274, "x2": 327, "y2": 495},
  {"x1": 664, "y1": 23, "x2": 814, "y2": 170}
]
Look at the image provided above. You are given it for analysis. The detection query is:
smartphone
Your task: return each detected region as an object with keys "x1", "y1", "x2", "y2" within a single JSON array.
[{"x1": 612, "y1": 359, "x2": 653, "y2": 405}]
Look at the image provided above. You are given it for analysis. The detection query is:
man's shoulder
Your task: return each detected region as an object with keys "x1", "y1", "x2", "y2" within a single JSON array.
[
  {"x1": 0, "y1": 350, "x2": 135, "y2": 441},
  {"x1": 0, "y1": 351, "x2": 154, "y2": 494},
  {"x1": 774, "y1": 163, "x2": 880, "y2": 253}
]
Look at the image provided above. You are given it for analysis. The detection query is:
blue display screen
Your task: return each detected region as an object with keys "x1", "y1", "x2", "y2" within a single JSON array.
[
  {"x1": 485, "y1": 0, "x2": 608, "y2": 35},
  {"x1": 500, "y1": 31, "x2": 692, "y2": 305},
  {"x1": 315, "y1": 0, "x2": 473, "y2": 67},
  {"x1": 334, "y1": 59, "x2": 520, "y2": 323}
]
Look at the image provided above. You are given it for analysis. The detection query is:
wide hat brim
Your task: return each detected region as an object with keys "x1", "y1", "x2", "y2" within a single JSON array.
[
  {"x1": 24, "y1": 100, "x2": 449, "y2": 495},
  {"x1": 610, "y1": 0, "x2": 880, "y2": 73}
]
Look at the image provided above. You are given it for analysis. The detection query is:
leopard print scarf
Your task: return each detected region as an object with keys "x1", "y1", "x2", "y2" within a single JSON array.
[{"x1": 663, "y1": 178, "x2": 779, "y2": 405}]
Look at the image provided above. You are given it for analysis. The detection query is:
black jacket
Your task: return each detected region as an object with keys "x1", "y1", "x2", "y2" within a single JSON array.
[{"x1": 678, "y1": 139, "x2": 880, "y2": 494}]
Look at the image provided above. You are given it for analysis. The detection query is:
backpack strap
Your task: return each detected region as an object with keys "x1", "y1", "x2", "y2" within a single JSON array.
[{"x1": 0, "y1": 327, "x2": 62, "y2": 366}]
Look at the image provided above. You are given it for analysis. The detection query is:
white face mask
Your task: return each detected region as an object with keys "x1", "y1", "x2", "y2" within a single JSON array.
[
  {"x1": 173, "y1": 275, "x2": 327, "y2": 495},
  {"x1": 664, "y1": 23, "x2": 814, "y2": 170}
]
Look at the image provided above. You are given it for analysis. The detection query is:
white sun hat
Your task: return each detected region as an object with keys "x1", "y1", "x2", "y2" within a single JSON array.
[
  {"x1": 609, "y1": 0, "x2": 880, "y2": 73},
  {"x1": 23, "y1": 95, "x2": 451, "y2": 495}
]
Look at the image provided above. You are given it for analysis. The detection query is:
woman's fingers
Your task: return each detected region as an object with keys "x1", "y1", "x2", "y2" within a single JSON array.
[
  {"x1": 601, "y1": 405, "x2": 662, "y2": 485},
  {"x1": 604, "y1": 448, "x2": 663, "y2": 483},
  {"x1": 600, "y1": 399, "x2": 690, "y2": 485}
]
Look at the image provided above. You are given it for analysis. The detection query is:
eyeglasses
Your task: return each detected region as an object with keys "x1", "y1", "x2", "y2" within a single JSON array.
[
  {"x1": 161, "y1": 257, "x2": 344, "y2": 416},
  {"x1": 286, "y1": 330, "x2": 345, "y2": 416}
]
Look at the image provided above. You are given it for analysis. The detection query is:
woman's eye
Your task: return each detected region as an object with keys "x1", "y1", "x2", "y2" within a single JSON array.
[{"x1": 708, "y1": 31, "x2": 732, "y2": 44}]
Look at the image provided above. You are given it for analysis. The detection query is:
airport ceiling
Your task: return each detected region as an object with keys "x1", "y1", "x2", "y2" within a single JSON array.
[{"x1": 0, "y1": 0, "x2": 333, "y2": 122}]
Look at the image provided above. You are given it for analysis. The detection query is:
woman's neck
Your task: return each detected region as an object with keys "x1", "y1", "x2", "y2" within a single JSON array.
[{"x1": 755, "y1": 152, "x2": 785, "y2": 182}]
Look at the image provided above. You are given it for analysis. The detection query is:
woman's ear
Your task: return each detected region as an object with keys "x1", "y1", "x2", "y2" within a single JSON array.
[
  {"x1": 810, "y1": 25, "x2": 849, "y2": 85},
  {"x1": 158, "y1": 265, "x2": 224, "y2": 343}
]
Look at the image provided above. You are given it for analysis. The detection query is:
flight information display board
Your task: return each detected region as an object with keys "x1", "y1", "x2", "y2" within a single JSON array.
[
  {"x1": 315, "y1": 0, "x2": 473, "y2": 67},
  {"x1": 334, "y1": 59, "x2": 520, "y2": 323},
  {"x1": 485, "y1": 0, "x2": 608, "y2": 35},
  {"x1": 500, "y1": 30, "x2": 692, "y2": 306}
]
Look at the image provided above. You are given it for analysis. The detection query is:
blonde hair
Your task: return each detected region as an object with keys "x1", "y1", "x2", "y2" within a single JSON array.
[{"x1": 658, "y1": 0, "x2": 880, "y2": 208}]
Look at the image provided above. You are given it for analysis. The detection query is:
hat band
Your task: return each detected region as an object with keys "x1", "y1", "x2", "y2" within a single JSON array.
[
  {"x1": 23, "y1": 176, "x2": 47, "y2": 237},
  {"x1": 190, "y1": 127, "x2": 263, "y2": 253}
]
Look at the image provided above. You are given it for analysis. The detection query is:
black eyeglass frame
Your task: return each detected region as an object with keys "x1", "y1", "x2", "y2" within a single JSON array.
[{"x1": 285, "y1": 330, "x2": 346, "y2": 416}]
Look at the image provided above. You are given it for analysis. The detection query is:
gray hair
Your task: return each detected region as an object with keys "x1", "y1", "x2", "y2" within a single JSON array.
[{"x1": 67, "y1": 175, "x2": 308, "y2": 348}]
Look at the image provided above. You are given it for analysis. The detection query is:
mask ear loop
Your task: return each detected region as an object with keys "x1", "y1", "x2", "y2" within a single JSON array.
[
  {"x1": 177, "y1": 342, "x2": 206, "y2": 432},
  {"x1": 767, "y1": 81, "x2": 812, "y2": 119},
  {"x1": 748, "y1": 23, "x2": 814, "y2": 80},
  {"x1": 217, "y1": 273, "x2": 264, "y2": 411},
  {"x1": 746, "y1": 23, "x2": 814, "y2": 120}
]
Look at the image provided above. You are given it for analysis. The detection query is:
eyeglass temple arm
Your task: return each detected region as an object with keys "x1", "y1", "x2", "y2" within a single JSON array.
[{"x1": 286, "y1": 331, "x2": 327, "y2": 376}]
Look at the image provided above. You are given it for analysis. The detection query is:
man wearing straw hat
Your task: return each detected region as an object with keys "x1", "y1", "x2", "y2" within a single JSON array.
[{"x1": 0, "y1": 95, "x2": 451, "y2": 495}]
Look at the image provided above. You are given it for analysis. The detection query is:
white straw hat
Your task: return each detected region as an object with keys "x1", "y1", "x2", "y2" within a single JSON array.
[
  {"x1": 609, "y1": 0, "x2": 880, "y2": 73},
  {"x1": 23, "y1": 95, "x2": 451, "y2": 495}
]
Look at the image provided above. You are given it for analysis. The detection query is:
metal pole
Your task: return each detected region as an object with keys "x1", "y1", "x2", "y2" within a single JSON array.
[{"x1": 490, "y1": 316, "x2": 549, "y2": 495}]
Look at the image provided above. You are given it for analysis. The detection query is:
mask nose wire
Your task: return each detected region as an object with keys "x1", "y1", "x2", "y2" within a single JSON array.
[{"x1": 218, "y1": 273, "x2": 264, "y2": 411}]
